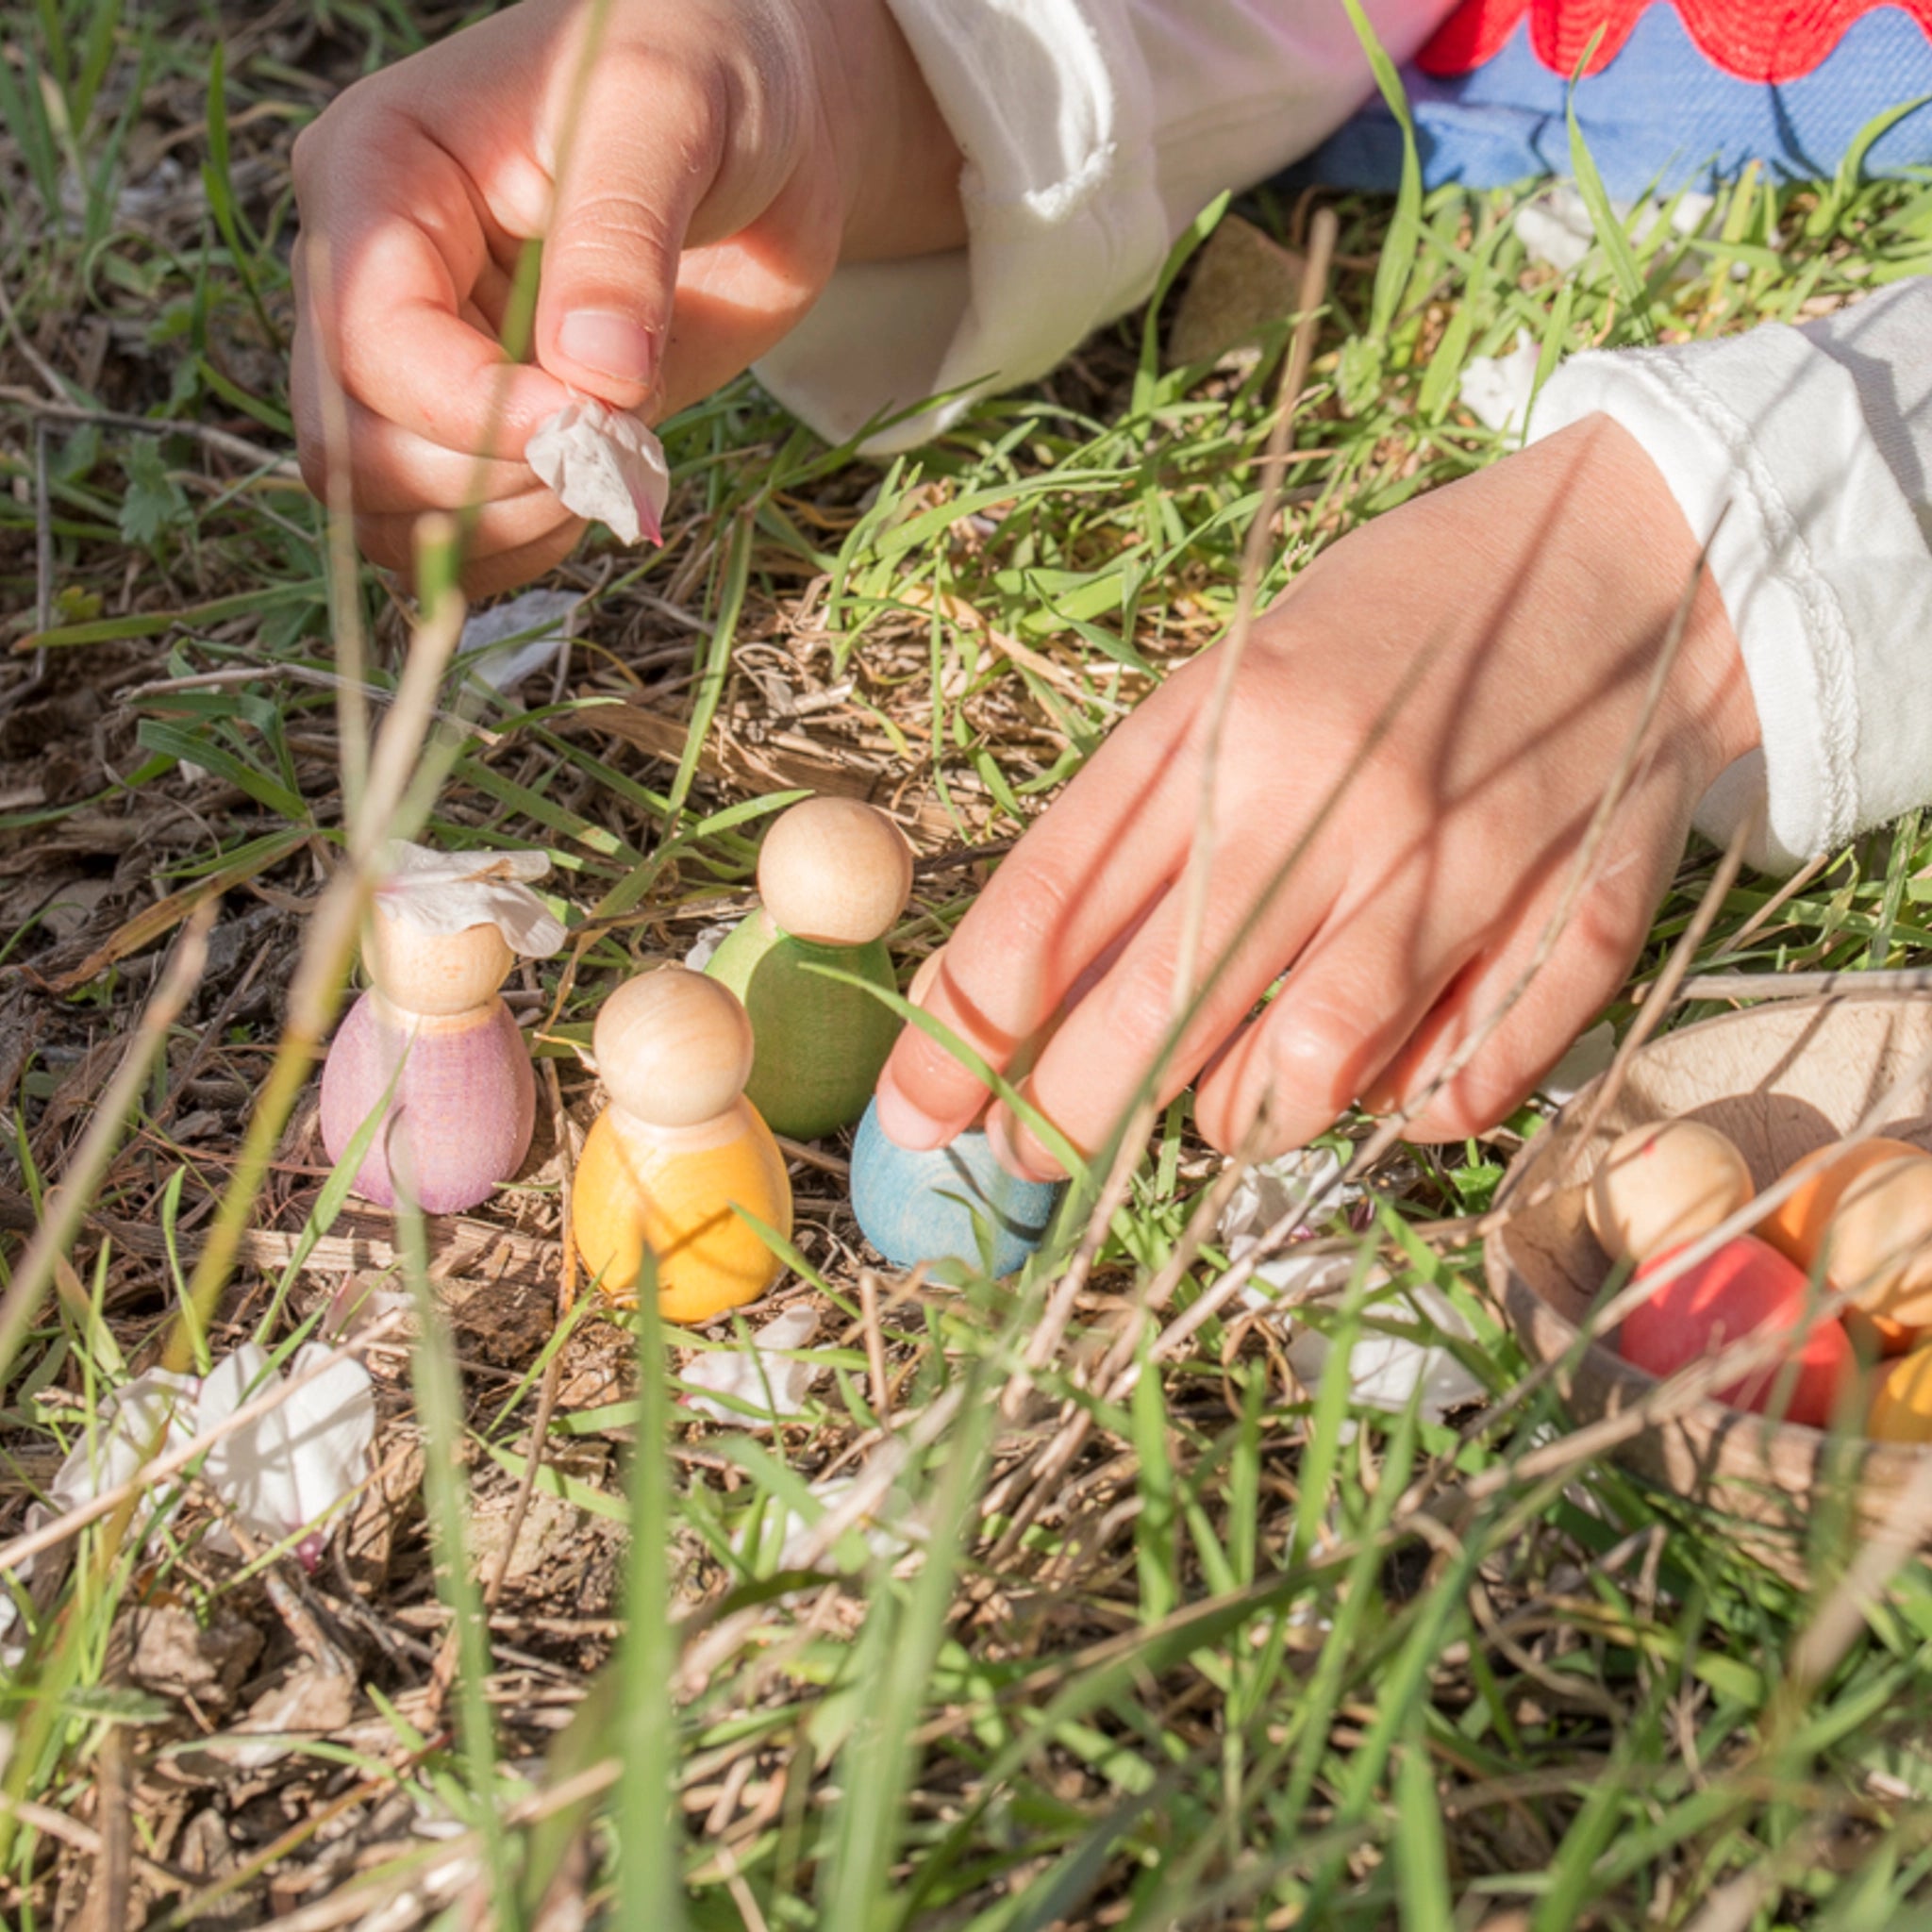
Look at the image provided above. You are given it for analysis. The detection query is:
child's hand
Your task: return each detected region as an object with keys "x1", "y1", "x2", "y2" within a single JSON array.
[
  {"x1": 877, "y1": 417, "x2": 1764, "y2": 1177},
  {"x1": 290, "y1": 0, "x2": 962, "y2": 591}
]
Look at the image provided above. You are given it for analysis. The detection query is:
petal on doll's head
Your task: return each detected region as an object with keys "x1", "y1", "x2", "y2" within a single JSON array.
[{"x1": 373, "y1": 840, "x2": 569, "y2": 957}]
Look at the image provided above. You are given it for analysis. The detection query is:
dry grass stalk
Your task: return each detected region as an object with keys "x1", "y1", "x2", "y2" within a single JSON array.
[{"x1": 0, "y1": 902, "x2": 213, "y2": 1387}]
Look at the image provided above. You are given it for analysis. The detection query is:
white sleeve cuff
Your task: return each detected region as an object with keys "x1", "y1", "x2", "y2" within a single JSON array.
[
  {"x1": 1527, "y1": 307, "x2": 1932, "y2": 871},
  {"x1": 755, "y1": 0, "x2": 1167, "y2": 455},
  {"x1": 754, "y1": 0, "x2": 1449, "y2": 455}
]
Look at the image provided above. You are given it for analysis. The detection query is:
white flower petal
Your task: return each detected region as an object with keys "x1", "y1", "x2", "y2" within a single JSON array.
[
  {"x1": 49, "y1": 1371, "x2": 197, "y2": 1521},
  {"x1": 2, "y1": 1370, "x2": 199, "y2": 1657},
  {"x1": 525, "y1": 399, "x2": 669, "y2": 546},
  {"x1": 1516, "y1": 184, "x2": 1716, "y2": 283},
  {"x1": 374, "y1": 840, "x2": 569, "y2": 958},
  {"x1": 281, "y1": 1343, "x2": 379, "y2": 1525},
  {"x1": 199, "y1": 1345, "x2": 303, "y2": 1545},
  {"x1": 1674, "y1": 191, "x2": 1718, "y2": 234},
  {"x1": 683, "y1": 1305, "x2": 821, "y2": 1427},
  {"x1": 199, "y1": 1343, "x2": 376, "y2": 1553},
  {"x1": 1287, "y1": 1281, "x2": 1487, "y2": 1422},
  {"x1": 1539, "y1": 1019, "x2": 1618, "y2": 1107},
  {"x1": 458, "y1": 589, "x2": 582, "y2": 693},
  {"x1": 1217, "y1": 1148, "x2": 1487, "y2": 1424},
  {"x1": 1458, "y1": 329, "x2": 1541, "y2": 436},
  {"x1": 1219, "y1": 1145, "x2": 1351, "y2": 1256},
  {"x1": 775, "y1": 1473, "x2": 909, "y2": 1573},
  {"x1": 1236, "y1": 1242, "x2": 1361, "y2": 1314},
  {"x1": 682, "y1": 921, "x2": 738, "y2": 972},
  {"x1": 1514, "y1": 185, "x2": 1606, "y2": 273}
]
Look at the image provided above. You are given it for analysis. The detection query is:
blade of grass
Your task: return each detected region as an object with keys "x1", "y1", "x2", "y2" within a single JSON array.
[{"x1": 398, "y1": 1186, "x2": 520, "y2": 1925}]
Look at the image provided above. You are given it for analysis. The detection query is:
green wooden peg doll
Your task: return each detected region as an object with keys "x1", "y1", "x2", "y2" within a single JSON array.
[{"x1": 705, "y1": 796, "x2": 913, "y2": 1141}]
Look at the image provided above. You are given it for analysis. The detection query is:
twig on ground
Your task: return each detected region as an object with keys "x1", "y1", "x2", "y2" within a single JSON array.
[
  {"x1": 1714, "y1": 850, "x2": 1832, "y2": 955},
  {"x1": 1655, "y1": 966, "x2": 1932, "y2": 1003},
  {"x1": 0, "y1": 283, "x2": 76, "y2": 402},
  {"x1": 0, "y1": 385, "x2": 303, "y2": 478},
  {"x1": 32, "y1": 420, "x2": 50, "y2": 681},
  {"x1": 0, "y1": 1789, "x2": 187, "y2": 1888},
  {"x1": 122, "y1": 662, "x2": 491, "y2": 741},
  {"x1": 858, "y1": 1270, "x2": 891, "y2": 1426}
]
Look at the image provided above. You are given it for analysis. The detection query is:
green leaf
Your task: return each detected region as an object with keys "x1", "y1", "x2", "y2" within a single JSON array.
[
  {"x1": 24, "y1": 580, "x2": 325, "y2": 652},
  {"x1": 1447, "y1": 1142, "x2": 1505, "y2": 1214},
  {"x1": 1392, "y1": 1708, "x2": 1454, "y2": 1932},
  {"x1": 1564, "y1": 35, "x2": 1655, "y2": 342},
  {"x1": 1338, "y1": 0, "x2": 1423, "y2": 341},
  {"x1": 134, "y1": 719, "x2": 308, "y2": 822},
  {"x1": 118, "y1": 435, "x2": 190, "y2": 548},
  {"x1": 1134, "y1": 191, "x2": 1231, "y2": 414},
  {"x1": 616, "y1": 1264, "x2": 690, "y2": 1932},
  {"x1": 1813, "y1": 95, "x2": 1932, "y2": 235},
  {"x1": 1337, "y1": 336, "x2": 1387, "y2": 416}
]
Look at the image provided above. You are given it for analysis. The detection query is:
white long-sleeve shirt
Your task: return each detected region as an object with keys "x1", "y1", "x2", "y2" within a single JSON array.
[{"x1": 754, "y1": 0, "x2": 1932, "y2": 874}]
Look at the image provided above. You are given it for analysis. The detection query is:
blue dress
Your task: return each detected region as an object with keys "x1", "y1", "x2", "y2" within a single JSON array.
[{"x1": 1308, "y1": 2, "x2": 1932, "y2": 195}]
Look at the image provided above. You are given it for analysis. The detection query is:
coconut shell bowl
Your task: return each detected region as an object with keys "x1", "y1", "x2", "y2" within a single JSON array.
[{"x1": 1484, "y1": 992, "x2": 1932, "y2": 1575}]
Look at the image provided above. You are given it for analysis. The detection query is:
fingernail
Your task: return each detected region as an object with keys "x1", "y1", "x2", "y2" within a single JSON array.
[
  {"x1": 874, "y1": 1069, "x2": 954, "y2": 1152},
  {"x1": 986, "y1": 1107, "x2": 1066, "y2": 1185},
  {"x1": 1359, "y1": 1075, "x2": 1402, "y2": 1115},
  {"x1": 908, "y1": 948, "x2": 947, "y2": 1008},
  {"x1": 558, "y1": 309, "x2": 657, "y2": 388}
]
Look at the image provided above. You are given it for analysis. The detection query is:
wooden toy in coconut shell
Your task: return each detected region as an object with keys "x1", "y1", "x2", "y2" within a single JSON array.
[
  {"x1": 1486, "y1": 993, "x2": 1932, "y2": 1577},
  {"x1": 704, "y1": 796, "x2": 913, "y2": 1141},
  {"x1": 1759, "y1": 1136, "x2": 1932, "y2": 1354},
  {"x1": 320, "y1": 844, "x2": 566, "y2": 1213},
  {"x1": 573, "y1": 966, "x2": 793, "y2": 1323}
]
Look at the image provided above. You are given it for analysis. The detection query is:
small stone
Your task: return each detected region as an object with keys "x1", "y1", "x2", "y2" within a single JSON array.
[
  {"x1": 1167, "y1": 214, "x2": 1306, "y2": 371},
  {"x1": 200, "y1": 1658, "x2": 357, "y2": 1772},
  {"x1": 127, "y1": 1603, "x2": 263, "y2": 1715}
]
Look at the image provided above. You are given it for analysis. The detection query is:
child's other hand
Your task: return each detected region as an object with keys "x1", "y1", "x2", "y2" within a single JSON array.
[
  {"x1": 877, "y1": 417, "x2": 1763, "y2": 1177},
  {"x1": 290, "y1": 0, "x2": 961, "y2": 591}
]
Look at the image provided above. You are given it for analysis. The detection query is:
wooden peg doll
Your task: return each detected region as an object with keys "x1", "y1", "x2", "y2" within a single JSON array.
[
  {"x1": 320, "y1": 906, "x2": 536, "y2": 1215},
  {"x1": 705, "y1": 796, "x2": 912, "y2": 1141},
  {"x1": 573, "y1": 967, "x2": 793, "y2": 1323},
  {"x1": 849, "y1": 1102, "x2": 1065, "y2": 1278},
  {"x1": 846, "y1": 948, "x2": 1065, "y2": 1277}
]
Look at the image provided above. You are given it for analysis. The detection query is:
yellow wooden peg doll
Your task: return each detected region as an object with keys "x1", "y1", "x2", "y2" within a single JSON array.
[{"x1": 573, "y1": 966, "x2": 792, "y2": 1322}]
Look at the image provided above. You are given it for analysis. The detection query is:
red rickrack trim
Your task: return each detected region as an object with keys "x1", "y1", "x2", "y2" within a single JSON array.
[{"x1": 1417, "y1": 0, "x2": 1932, "y2": 83}]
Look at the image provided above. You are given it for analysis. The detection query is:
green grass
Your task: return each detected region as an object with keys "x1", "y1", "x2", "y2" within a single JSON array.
[{"x1": 7, "y1": 4, "x2": 1932, "y2": 1928}]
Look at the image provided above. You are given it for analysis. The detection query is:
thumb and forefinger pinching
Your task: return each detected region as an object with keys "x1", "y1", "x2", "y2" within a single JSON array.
[{"x1": 292, "y1": 30, "x2": 724, "y2": 560}]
